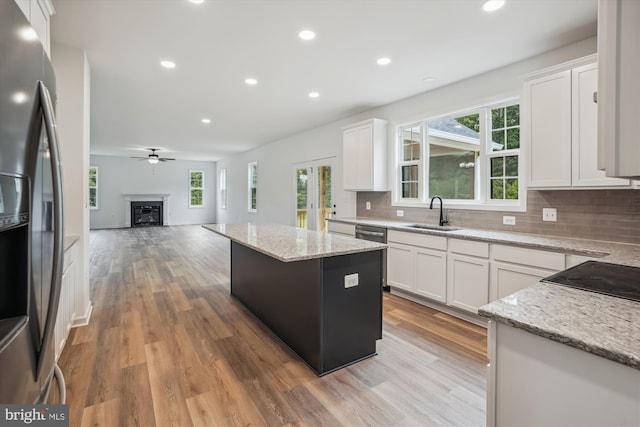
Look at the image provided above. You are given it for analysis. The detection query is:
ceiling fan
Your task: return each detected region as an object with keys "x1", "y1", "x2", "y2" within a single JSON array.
[{"x1": 131, "y1": 148, "x2": 175, "y2": 164}]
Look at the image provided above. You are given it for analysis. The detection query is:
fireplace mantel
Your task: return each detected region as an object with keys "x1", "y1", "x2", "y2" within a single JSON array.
[{"x1": 122, "y1": 194, "x2": 170, "y2": 227}]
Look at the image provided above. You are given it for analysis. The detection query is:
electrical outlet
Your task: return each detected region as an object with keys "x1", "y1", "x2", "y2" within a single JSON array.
[
  {"x1": 503, "y1": 215, "x2": 516, "y2": 225},
  {"x1": 344, "y1": 273, "x2": 359, "y2": 288},
  {"x1": 543, "y1": 208, "x2": 557, "y2": 222},
  {"x1": 396, "y1": 210, "x2": 404, "y2": 217},
  {"x1": 366, "y1": 201, "x2": 371, "y2": 210}
]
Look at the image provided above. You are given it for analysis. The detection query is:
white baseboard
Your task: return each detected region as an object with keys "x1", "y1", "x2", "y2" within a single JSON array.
[{"x1": 71, "y1": 302, "x2": 93, "y2": 327}]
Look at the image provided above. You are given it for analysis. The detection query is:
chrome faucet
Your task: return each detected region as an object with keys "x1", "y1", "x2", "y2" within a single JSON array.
[{"x1": 429, "y1": 195, "x2": 448, "y2": 227}]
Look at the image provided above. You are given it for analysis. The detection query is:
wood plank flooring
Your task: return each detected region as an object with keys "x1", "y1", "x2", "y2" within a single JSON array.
[{"x1": 52, "y1": 225, "x2": 487, "y2": 426}]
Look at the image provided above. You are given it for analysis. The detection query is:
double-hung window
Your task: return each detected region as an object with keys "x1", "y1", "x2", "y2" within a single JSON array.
[
  {"x1": 219, "y1": 168, "x2": 227, "y2": 210},
  {"x1": 248, "y1": 162, "x2": 258, "y2": 213},
  {"x1": 189, "y1": 170, "x2": 204, "y2": 208},
  {"x1": 395, "y1": 99, "x2": 521, "y2": 209},
  {"x1": 89, "y1": 166, "x2": 98, "y2": 209}
]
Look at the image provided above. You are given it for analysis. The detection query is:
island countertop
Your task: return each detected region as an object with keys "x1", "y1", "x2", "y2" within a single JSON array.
[{"x1": 203, "y1": 222, "x2": 386, "y2": 262}]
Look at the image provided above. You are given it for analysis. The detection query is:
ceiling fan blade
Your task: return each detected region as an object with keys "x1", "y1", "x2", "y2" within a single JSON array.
[
  {"x1": 159, "y1": 158, "x2": 176, "y2": 162},
  {"x1": 130, "y1": 156, "x2": 148, "y2": 159}
]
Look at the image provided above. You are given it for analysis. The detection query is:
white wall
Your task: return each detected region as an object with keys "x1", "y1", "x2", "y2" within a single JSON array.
[
  {"x1": 89, "y1": 155, "x2": 216, "y2": 228},
  {"x1": 217, "y1": 37, "x2": 597, "y2": 226},
  {"x1": 51, "y1": 42, "x2": 92, "y2": 325}
]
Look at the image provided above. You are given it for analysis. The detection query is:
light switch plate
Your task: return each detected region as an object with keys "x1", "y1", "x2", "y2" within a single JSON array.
[
  {"x1": 366, "y1": 201, "x2": 371, "y2": 210},
  {"x1": 344, "y1": 273, "x2": 359, "y2": 288},
  {"x1": 396, "y1": 210, "x2": 404, "y2": 217},
  {"x1": 503, "y1": 216, "x2": 516, "y2": 225}
]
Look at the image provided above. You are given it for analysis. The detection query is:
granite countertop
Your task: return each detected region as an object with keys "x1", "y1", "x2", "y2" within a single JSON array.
[
  {"x1": 329, "y1": 217, "x2": 640, "y2": 267},
  {"x1": 330, "y1": 217, "x2": 640, "y2": 370},
  {"x1": 478, "y1": 283, "x2": 640, "y2": 370},
  {"x1": 203, "y1": 222, "x2": 386, "y2": 262}
]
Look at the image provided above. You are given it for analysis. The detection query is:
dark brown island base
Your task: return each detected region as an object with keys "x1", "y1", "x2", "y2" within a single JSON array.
[{"x1": 203, "y1": 223, "x2": 387, "y2": 376}]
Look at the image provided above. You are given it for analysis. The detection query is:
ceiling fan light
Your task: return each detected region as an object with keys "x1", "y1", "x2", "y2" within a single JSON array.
[{"x1": 148, "y1": 155, "x2": 159, "y2": 164}]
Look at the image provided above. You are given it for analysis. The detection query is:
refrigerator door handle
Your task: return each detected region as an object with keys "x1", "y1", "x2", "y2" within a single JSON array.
[{"x1": 35, "y1": 81, "x2": 64, "y2": 378}]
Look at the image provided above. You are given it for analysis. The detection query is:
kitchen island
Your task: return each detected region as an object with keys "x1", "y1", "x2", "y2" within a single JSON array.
[{"x1": 203, "y1": 222, "x2": 387, "y2": 376}]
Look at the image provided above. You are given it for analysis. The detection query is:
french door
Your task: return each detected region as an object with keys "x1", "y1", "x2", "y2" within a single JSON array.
[{"x1": 293, "y1": 158, "x2": 336, "y2": 232}]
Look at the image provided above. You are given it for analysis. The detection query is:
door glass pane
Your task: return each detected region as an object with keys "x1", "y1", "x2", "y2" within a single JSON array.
[
  {"x1": 317, "y1": 165, "x2": 332, "y2": 232},
  {"x1": 296, "y1": 168, "x2": 308, "y2": 228}
]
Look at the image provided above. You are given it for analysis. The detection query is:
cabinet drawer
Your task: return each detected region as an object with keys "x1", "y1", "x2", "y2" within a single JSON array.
[
  {"x1": 492, "y1": 244, "x2": 565, "y2": 271},
  {"x1": 388, "y1": 230, "x2": 447, "y2": 250},
  {"x1": 449, "y1": 238, "x2": 489, "y2": 258},
  {"x1": 327, "y1": 222, "x2": 355, "y2": 236}
]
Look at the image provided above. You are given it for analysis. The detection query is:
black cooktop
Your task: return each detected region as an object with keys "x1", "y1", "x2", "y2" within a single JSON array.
[{"x1": 543, "y1": 260, "x2": 640, "y2": 303}]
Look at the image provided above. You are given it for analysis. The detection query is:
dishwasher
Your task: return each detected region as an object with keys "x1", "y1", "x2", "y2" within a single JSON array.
[{"x1": 354, "y1": 224, "x2": 389, "y2": 291}]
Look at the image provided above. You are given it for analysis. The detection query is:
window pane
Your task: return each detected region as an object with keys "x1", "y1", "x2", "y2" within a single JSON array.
[
  {"x1": 402, "y1": 182, "x2": 418, "y2": 199},
  {"x1": 491, "y1": 130, "x2": 504, "y2": 151},
  {"x1": 296, "y1": 168, "x2": 308, "y2": 209},
  {"x1": 505, "y1": 155, "x2": 519, "y2": 176},
  {"x1": 251, "y1": 188, "x2": 257, "y2": 210},
  {"x1": 191, "y1": 172, "x2": 203, "y2": 188},
  {"x1": 491, "y1": 157, "x2": 504, "y2": 177},
  {"x1": 402, "y1": 165, "x2": 418, "y2": 181},
  {"x1": 492, "y1": 107, "x2": 505, "y2": 129},
  {"x1": 491, "y1": 179, "x2": 504, "y2": 199},
  {"x1": 505, "y1": 179, "x2": 519, "y2": 200},
  {"x1": 89, "y1": 169, "x2": 97, "y2": 187},
  {"x1": 402, "y1": 126, "x2": 421, "y2": 161},
  {"x1": 191, "y1": 189, "x2": 203, "y2": 206},
  {"x1": 506, "y1": 128, "x2": 520, "y2": 149},
  {"x1": 506, "y1": 105, "x2": 520, "y2": 126},
  {"x1": 89, "y1": 188, "x2": 96, "y2": 207},
  {"x1": 427, "y1": 115, "x2": 479, "y2": 200},
  {"x1": 317, "y1": 166, "x2": 332, "y2": 209}
]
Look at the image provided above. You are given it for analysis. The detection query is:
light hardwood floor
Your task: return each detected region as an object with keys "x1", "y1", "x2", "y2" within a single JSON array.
[{"x1": 53, "y1": 225, "x2": 487, "y2": 426}]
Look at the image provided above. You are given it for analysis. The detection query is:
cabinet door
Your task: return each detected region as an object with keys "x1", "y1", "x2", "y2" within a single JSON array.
[
  {"x1": 525, "y1": 71, "x2": 572, "y2": 188},
  {"x1": 447, "y1": 254, "x2": 489, "y2": 313},
  {"x1": 414, "y1": 248, "x2": 447, "y2": 303},
  {"x1": 343, "y1": 128, "x2": 358, "y2": 190},
  {"x1": 356, "y1": 125, "x2": 374, "y2": 190},
  {"x1": 387, "y1": 243, "x2": 413, "y2": 291},
  {"x1": 490, "y1": 262, "x2": 556, "y2": 301},
  {"x1": 571, "y1": 64, "x2": 630, "y2": 187}
]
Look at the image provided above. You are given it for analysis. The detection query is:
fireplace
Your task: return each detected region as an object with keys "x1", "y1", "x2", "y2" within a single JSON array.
[{"x1": 131, "y1": 201, "x2": 163, "y2": 227}]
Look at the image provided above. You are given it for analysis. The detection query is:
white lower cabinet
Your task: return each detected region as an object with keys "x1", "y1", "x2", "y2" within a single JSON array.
[
  {"x1": 387, "y1": 230, "x2": 447, "y2": 300},
  {"x1": 487, "y1": 321, "x2": 640, "y2": 427},
  {"x1": 490, "y1": 244, "x2": 565, "y2": 301},
  {"x1": 326, "y1": 221, "x2": 355, "y2": 237},
  {"x1": 447, "y1": 239, "x2": 489, "y2": 313}
]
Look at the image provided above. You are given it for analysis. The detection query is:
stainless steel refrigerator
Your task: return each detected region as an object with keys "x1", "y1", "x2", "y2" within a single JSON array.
[{"x1": 0, "y1": 0, "x2": 64, "y2": 404}]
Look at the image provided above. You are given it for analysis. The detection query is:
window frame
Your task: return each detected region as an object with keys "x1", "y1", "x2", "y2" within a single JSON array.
[
  {"x1": 88, "y1": 166, "x2": 98, "y2": 210},
  {"x1": 189, "y1": 170, "x2": 204, "y2": 208},
  {"x1": 393, "y1": 97, "x2": 525, "y2": 212},
  {"x1": 248, "y1": 161, "x2": 258, "y2": 213},
  {"x1": 219, "y1": 168, "x2": 227, "y2": 210}
]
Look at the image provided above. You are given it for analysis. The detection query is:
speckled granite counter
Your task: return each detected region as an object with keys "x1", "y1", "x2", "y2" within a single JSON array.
[
  {"x1": 329, "y1": 217, "x2": 640, "y2": 266},
  {"x1": 203, "y1": 222, "x2": 386, "y2": 262},
  {"x1": 479, "y1": 283, "x2": 640, "y2": 369},
  {"x1": 330, "y1": 217, "x2": 640, "y2": 370}
]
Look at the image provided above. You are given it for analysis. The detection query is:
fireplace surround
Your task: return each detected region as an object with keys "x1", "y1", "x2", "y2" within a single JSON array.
[
  {"x1": 131, "y1": 201, "x2": 163, "y2": 227},
  {"x1": 122, "y1": 194, "x2": 170, "y2": 227}
]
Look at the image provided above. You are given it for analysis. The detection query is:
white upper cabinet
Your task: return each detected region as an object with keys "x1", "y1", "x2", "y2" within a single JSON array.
[
  {"x1": 597, "y1": 0, "x2": 640, "y2": 178},
  {"x1": 342, "y1": 118, "x2": 388, "y2": 191},
  {"x1": 524, "y1": 55, "x2": 631, "y2": 189},
  {"x1": 14, "y1": 0, "x2": 55, "y2": 57}
]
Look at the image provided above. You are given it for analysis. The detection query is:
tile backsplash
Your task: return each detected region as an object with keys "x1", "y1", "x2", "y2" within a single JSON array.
[{"x1": 356, "y1": 190, "x2": 640, "y2": 245}]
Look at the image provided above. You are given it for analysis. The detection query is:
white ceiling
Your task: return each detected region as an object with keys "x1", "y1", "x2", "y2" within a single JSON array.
[{"x1": 50, "y1": 0, "x2": 597, "y2": 162}]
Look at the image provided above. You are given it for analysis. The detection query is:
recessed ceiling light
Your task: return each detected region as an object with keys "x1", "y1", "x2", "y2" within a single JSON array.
[
  {"x1": 160, "y1": 60, "x2": 176, "y2": 69},
  {"x1": 299, "y1": 30, "x2": 316, "y2": 41},
  {"x1": 245, "y1": 78, "x2": 258, "y2": 85},
  {"x1": 422, "y1": 76, "x2": 437, "y2": 83},
  {"x1": 376, "y1": 57, "x2": 391, "y2": 66},
  {"x1": 18, "y1": 27, "x2": 38, "y2": 41},
  {"x1": 308, "y1": 91, "x2": 319, "y2": 98},
  {"x1": 11, "y1": 92, "x2": 28, "y2": 104},
  {"x1": 201, "y1": 118, "x2": 211, "y2": 124},
  {"x1": 482, "y1": 0, "x2": 505, "y2": 12}
]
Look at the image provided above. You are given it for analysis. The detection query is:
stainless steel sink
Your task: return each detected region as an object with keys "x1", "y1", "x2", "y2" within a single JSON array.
[{"x1": 404, "y1": 224, "x2": 460, "y2": 232}]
